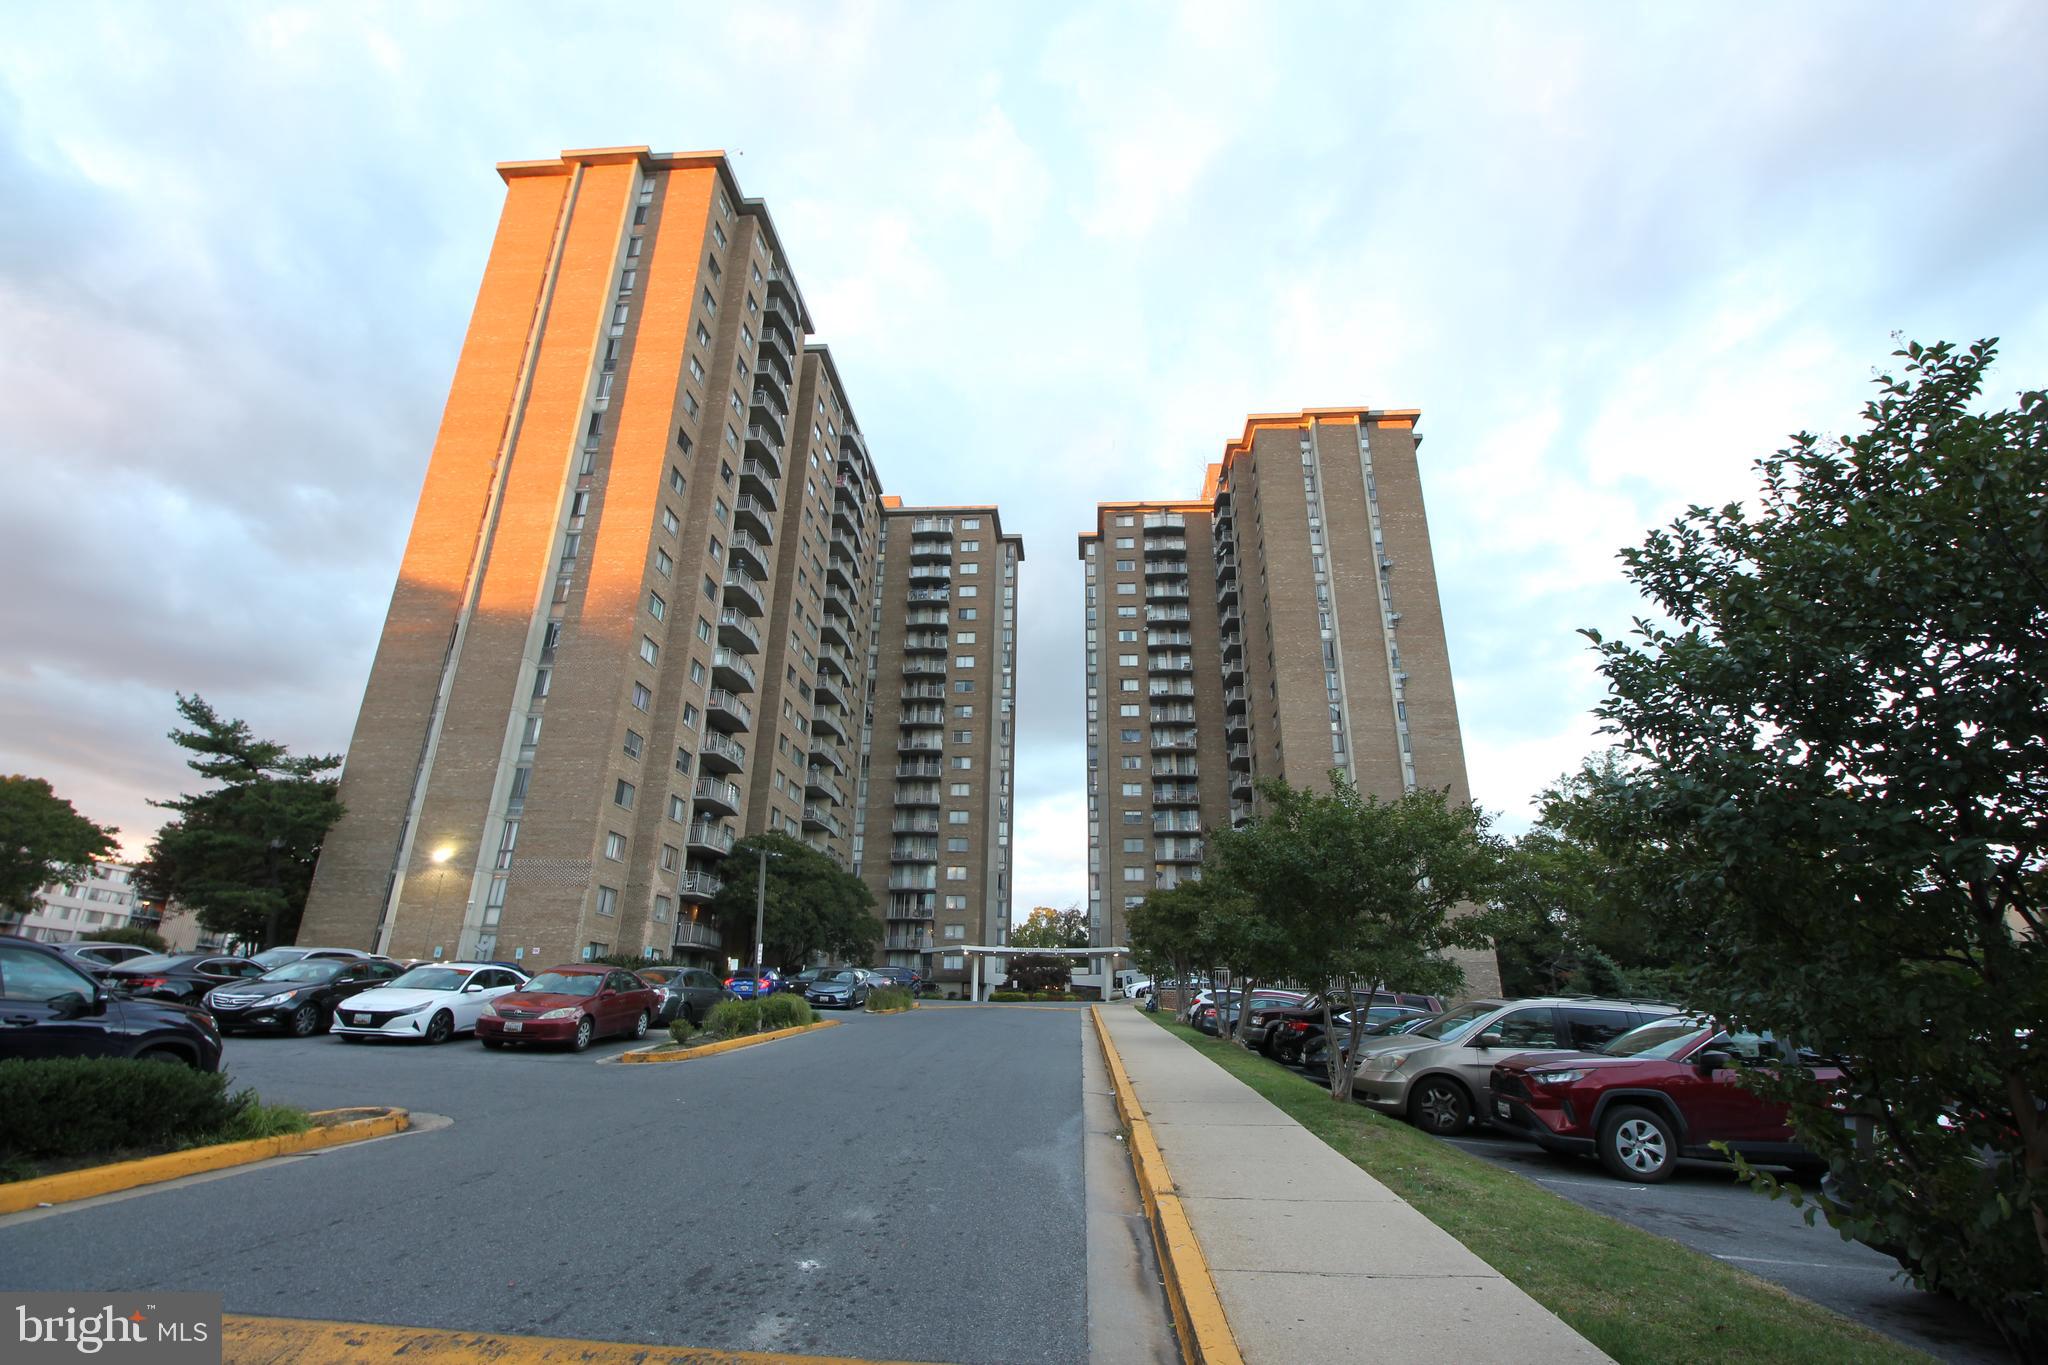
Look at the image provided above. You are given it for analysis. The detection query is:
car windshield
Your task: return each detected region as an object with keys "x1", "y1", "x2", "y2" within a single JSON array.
[
  {"x1": 1602, "y1": 1018, "x2": 1713, "y2": 1059},
  {"x1": 249, "y1": 948, "x2": 307, "y2": 969},
  {"x1": 523, "y1": 972, "x2": 601, "y2": 996},
  {"x1": 827, "y1": 971, "x2": 862, "y2": 982},
  {"x1": 261, "y1": 960, "x2": 346, "y2": 983},
  {"x1": 1409, "y1": 1003, "x2": 1495, "y2": 1042},
  {"x1": 639, "y1": 969, "x2": 680, "y2": 983},
  {"x1": 387, "y1": 967, "x2": 468, "y2": 992},
  {"x1": 117, "y1": 954, "x2": 192, "y2": 973}
]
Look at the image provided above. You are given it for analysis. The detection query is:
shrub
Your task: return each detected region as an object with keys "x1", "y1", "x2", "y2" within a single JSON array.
[
  {"x1": 213, "y1": 1102, "x2": 312, "y2": 1144},
  {"x1": 667, "y1": 1017, "x2": 697, "y2": 1046},
  {"x1": 990, "y1": 990, "x2": 1028, "y2": 1002},
  {"x1": 93, "y1": 926, "x2": 167, "y2": 952},
  {"x1": 1, "y1": 1059, "x2": 250, "y2": 1159},
  {"x1": 756, "y1": 994, "x2": 814, "y2": 1030},
  {"x1": 705, "y1": 999, "x2": 761, "y2": 1039},
  {"x1": 866, "y1": 986, "x2": 914, "y2": 1013}
]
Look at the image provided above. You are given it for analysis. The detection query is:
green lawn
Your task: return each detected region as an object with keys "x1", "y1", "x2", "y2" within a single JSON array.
[{"x1": 1139, "y1": 1011, "x2": 1931, "y2": 1365}]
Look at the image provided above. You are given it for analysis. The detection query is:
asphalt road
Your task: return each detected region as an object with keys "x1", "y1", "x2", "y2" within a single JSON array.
[
  {"x1": 1435, "y1": 1127, "x2": 2011, "y2": 1364},
  {"x1": 0, "y1": 1006, "x2": 1170, "y2": 1364}
]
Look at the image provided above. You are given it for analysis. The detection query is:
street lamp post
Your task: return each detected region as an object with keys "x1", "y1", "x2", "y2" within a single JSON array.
[{"x1": 752, "y1": 848, "x2": 782, "y2": 976}]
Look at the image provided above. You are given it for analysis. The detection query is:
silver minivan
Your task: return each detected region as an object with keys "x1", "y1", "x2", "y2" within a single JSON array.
[{"x1": 1350, "y1": 997, "x2": 1679, "y2": 1134}]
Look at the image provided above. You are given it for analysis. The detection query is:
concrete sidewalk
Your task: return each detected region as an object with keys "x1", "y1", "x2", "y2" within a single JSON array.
[{"x1": 1099, "y1": 1004, "x2": 1610, "y2": 1364}]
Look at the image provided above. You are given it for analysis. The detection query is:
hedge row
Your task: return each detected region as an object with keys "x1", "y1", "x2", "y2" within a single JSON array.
[
  {"x1": 703, "y1": 994, "x2": 815, "y2": 1039},
  {"x1": 0, "y1": 1059, "x2": 291, "y2": 1160}
]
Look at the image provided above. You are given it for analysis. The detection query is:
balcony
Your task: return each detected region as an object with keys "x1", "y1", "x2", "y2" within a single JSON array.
[
  {"x1": 902, "y1": 682, "x2": 946, "y2": 702},
  {"x1": 895, "y1": 760, "x2": 943, "y2": 780},
  {"x1": 819, "y1": 610, "x2": 849, "y2": 648},
  {"x1": 1229, "y1": 770, "x2": 1253, "y2": 799},
  {"x1": 891, "y1": 838, "x2": 938, "y2": 863},
  {"x1": 1151, "y1": 703, "x2": 1196, "y2": 723},
  {"x1": 693, "y1": 777, "x2": 741, "y2": 816},
  {"x1": 745, "y1": 423, "x2": 783, "y2": 467},
  {"x1": 811, "y1": 739, "x2": 848, "y2": 775},
  {"x1": 761, "y1": 300, "x2": 799, "y2": 352},
  {"x1": 886, "y1": 929, "x2": 933, "y2": 952},
  {"x1": 1220, "y1": 634, "x2": 1244, "y2": 665},
  {"x1": 908, "y1": 563, "x2": 952, "y2": 586},
  {"x1": 1216, "y1": 551, "x2": 1237, "y2": 582},
  {"x1": 833, "y1": 494, "x2": 859, "y2": 536},
  {"x1": 907, "y1": 586, "x2": 951, "y2": 604},
  {"x1": 816, "y1": 646, "x2": 852, "y2": 679},
  {"x1": 805, "y1": 770, "x2": 845, "y2": 807},
  {"x1": 1153, "y1": 812, "x2": 1202, "y2": 832},
  {"x1": 1219, "y1": 604, "x2": 1242, "y2": 633},
  {"x1": 833, "y1": 530, "x2": 864, "y2": 564},
  {"x1": 895, "y1": 783, "x2": 942, "y2": 806},
  {"x1": 733, "y1": 495, "x2": 774, "y2": 539},
  {"x1": 1153, "y1": 783, "x2": 1202, "y2": 806},
  {"x1": 887, "y1": 896, "x2": 934, "y2": 920},
  {"x1": 703, "y1": 687, "x2": 751, "y2": 733},
  {"x1": 1144, "y1": 554, "x2": 1185, "y2": 575},
  {"x1": 825, "y1": 554, "x2": 853, "y2": 592},
  {"x1": 1148, "y1": 681, "x2": 1195, "y2": 698},
  {"x1": 905, "y1": 608, "x2": 949, "y2": 628},
  {"x1": 902, "y1": 658, "x2": 946, "y2": 678},
  {"x1": 892, "y1": 814, "x2": 940, "y2": 834},
  {"x1": 900, "y1": 705, "x2": 946, "y2": 728},
  {"x1": 739, "y1": 459, "x2": 779, "y2": 506},
  {"x1": 813, "y1": 671, "x2": 847, "y2": 710},
  {"x1": 1145, "y1": 606, "x2": 1190, "y2": 624},
  {"x1": 1228, "y1": 743, "x2": 1252, "y2": 769},
  {"x1": 1217, "y1": 575, "x2": 1239, "y2": 607},
  {"x1": 909, "y1": 538, "x2": 953, "y2": 563},
  {"x1": 903, "y1": 631, "x2": 948, "y2": 654},
  {"x1": 888, "y1": 869, "x2": 938, "y2": 892},
  {"x1": 722, "y1": 569, "x2": 765, "y2": 617},
  {"x1": 686, "y1": 820, "x2": 735, "y2": 856},
  {"x1": 1225, "y1": 708, "x2": 1249, "y2": 739},
  {"x1": 1146, "y1": 578, "x2": 1190, "y2": 602},
  {"x1": 757, "y1": 336, "x2": 794, "y2": 387},
  {"x1": 1147, "y1": 630, "x2": 1192, "y2": 649},
  {"x1": 811, "y1": 704, "x2": 848, "y2": 742},
  {"x1": 751, "y1": 378, "x2": 789, "y2": 423},
  {"x1": 677, "y1": 870, "x2": 723, "y2": 903},
  {"x1": 1222, "y1": 684, "x2": 1248, "y2": 712},
  {"x1": 672, "y1": 916, "x2": 724, "y2": 949},
  {"x1": 712, "y1": 649, "x2": 757, "y2": 693},
  {"x1": 1151, "y1": 654, "x2": 1195, "y2": 673},
  {"x1": 826, "y1": 587, "x2": 859, "y2": 620},
  {"x1": 1155, "y1": 838, "x2": 1205, "y2": 863},
  {"x1": 804, "y1": 805, "x2": 844, "y2": 838},
  {"x1": 1153, "y1": 758, "x2": 1199, "y2": 777},
  {"x1": 1151, "y1": 732, "x2": 1199, "y2": 753},
  {"x1": 898, "y1": 733, "x2": 944, "y2": 754},
  {"x1": 699, "y1": 730, "x2": 747, "y2": 774},
  {"x1": 728, "y1": 530, "x2": 771, "y2": 579},
  {"x1": 1144, "y1": 513, "x2": 1186, "y2": 530},
  {"x1": 1229, "y1": 801, "x2": 1254, "y2": 828},
  {"x1": 911, "y1": 517, "x2": 954, "y2": 538},
  {"x1": 718, "y1": 607, "x2": 760, "y2": 653}
]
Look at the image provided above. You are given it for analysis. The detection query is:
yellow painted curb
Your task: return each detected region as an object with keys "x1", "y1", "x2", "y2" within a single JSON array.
[
  {"x1": 616, "y1": 1016, "x2": 842, "y2": 1063},
  {"x1": 0, "y1": 1108, "x2": 411, "y2": 1215},
  {"x1": 222, "y1": 1313, "x2": 951, "y2": 1363},
  {"x1": 1091, "y1": 1005, "x2": 1244, "y2": 1365}
]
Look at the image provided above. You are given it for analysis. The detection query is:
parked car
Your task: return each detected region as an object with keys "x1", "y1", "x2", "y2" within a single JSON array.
[
  {"x1": 638, "y1": 966, "x2": 730, "y2": 1025},
  {"x1": 1122, "y1": 975, "x2": 1155, "y2": 999},
  {"x1": 783, "y1": 968, "x2": 831, "y2": 998},
  {"x1": 476, "y1": 967, "x2": 657, "y2": 1051},
  {"x1": 864, "y1": 966, "x2": 925, "y2": 996},
  {"x1": 246, "y1": 946, "x2": 374, "y2": 971},
  {"x1": 105, "y1": 952, "x2": 268, "y2": 1005},
  {"x1": 1488, "y1": 1015, "x2": 1838, "y2": 1182},
  {"x1": 805, "y1": 969, "x2": 872, "y2": 1010},
  {"x1": 1192, "y1": 989, "x2": 1308, "y2": 1036},
  {"x1": 723, "y1": 967, "x2": 781, "y2": 999},
  {"x1": 1351, "y1": 997, "x2": 1682, "y2": 1135},
  {"x1": 1298, "y1": 1011, "x2": 1440, "y2": 1074},
  {"x1": 1245, "y1": 995, "x2": 1435, "y2": 1061},
  {"x1": 329, "y1": 962, "x2": 528, "y2": 1043},
  {"x1": 0, "y1": 935, "x2": 223, "y2": 1069},
  {"x1": 51, "y1": 941, "x2": 158, "y2": 979},
  {"x1": 206, "y1": 957, "x2": 406, "y2": 1036}
]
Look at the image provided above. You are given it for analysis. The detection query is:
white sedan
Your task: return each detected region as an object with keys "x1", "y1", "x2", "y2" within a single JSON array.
[{"x1": 330, "y1": 962, "x2": 528, "y2": 1044}]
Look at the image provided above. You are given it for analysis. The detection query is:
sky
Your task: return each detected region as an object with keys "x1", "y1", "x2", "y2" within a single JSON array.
[{"x1": 3, "y1": 2, "x2": 2045, "y2": 921}]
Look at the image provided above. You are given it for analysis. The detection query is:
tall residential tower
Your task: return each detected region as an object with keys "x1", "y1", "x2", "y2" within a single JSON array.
[
  {"x1": 298, "y1": 147, "x2": 1017, "y2": 973},
  {"x1": 1081, "y1": 408, "x2": 1499, "y2": 994}
]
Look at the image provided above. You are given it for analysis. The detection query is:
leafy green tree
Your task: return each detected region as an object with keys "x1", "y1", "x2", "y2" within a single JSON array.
[
  {"x1": 1208, "y1": 776, "x2": 1503, "y2": 1097},
  {"x1": 0, "y1": 776, "x2": 118, "y2": 920},
  {"x1": 135, "y1": 696, "x2": 343, "y2": 949},
  {"x1": 1126, "y1": 882, "x2": 1209, "y2": 998},
  {"x1": 1583, "y1": 340, "x2": 2046, "y2": 1351},
  {"x1": 93, "y1": 925, "x2": 167, "y2": 952},
  {"x1": 709, "y1": 833, "x2": 880, "y2": 970},
  {"x1": 1010, "y1": 904, "x2": 1090, "y2": 948}
]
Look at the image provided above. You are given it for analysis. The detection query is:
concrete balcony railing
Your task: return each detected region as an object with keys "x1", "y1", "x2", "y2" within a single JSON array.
[{"x1": 673, "y1": 917, "x2": 724, "y2": 949}]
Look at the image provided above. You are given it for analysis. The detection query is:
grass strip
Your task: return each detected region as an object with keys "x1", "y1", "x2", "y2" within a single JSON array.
[{"x1": 1140, "y1": 1011, "x2": 1929, "y2": 1365}]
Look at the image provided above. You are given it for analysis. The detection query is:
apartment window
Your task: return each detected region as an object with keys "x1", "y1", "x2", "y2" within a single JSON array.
[
  {"x1": 675, "y1": 747, "x2": 692, "y2": 774},
  {"x1": 495, "y1": 820, "x2": 520, "y2": 870},
  {"x1": 697, "y1": 322, "x2": 711, "y2": 347},
  {"x1": 1115, "y1": 560, "x2": 1135, "y2": 572},
  {"x1": 1118, "y1": 653, "x2": 1138, "y2": 667},
  {"x1": 1121, "y1": 782, "x2": 1143, "y2": 796},
  {"x1": 604, "y1": 832, "x2": 626, "y2": 861},
  {"x1": 1122, "y1": 810, "x2": 1144, "y2": 824},
  {"x1": 1121, "y1": 756, "x2": 1143, "y2": 770},
  {"x1": 660, "y1": 843, "x2": 680, "y2": 871},
  {"x1": 662, "y1": 506, "x2": 680, "y2": 535},
  {"x1": 955, "y1": 705, "x2": 975, "y2": 718},
  {"x1": 951, "y1": 756, "x2": 973, "y2": 770},
  {"x1": 701, "y1": 286, "x2": 717, "y2": 313},
  {"x1": 950, "y1": 782, "x2": 972, "y2": 797},
  {"x1": 1119, "y1": 680, "x2": 1139, "y2": 692},
  {"x1": 943, "y1": 924, "x2": 966, "y2": 940},
  {"x1": 712, "y1": 220, "x2": 728, "y2": 249},
  {"x1": 945, "y1": 866, "x2": 968, "y2": 882},
  {"x1": 960, "y1": 608, "x2": 978, "y2": 621},
  {"x1": 653, "y1": 895, "x2": 672, "y2": 923},
  {"x1": 631, "y1": 683, "x2": 651, "y2": 711},
  {"x1": 627, "y1": 237, "x2": 644, "y2": 259},
  {"x1": 522, "y1": 714, "x2": 543, "y2": 746},
  {"x1": 943, "y1": 955, "x2": 965, "y2": 971},
  {"x1": 1116, "y1": 606, "x2": 1136, "y2": 617},
  {"x1": 958, "y1": 586, "x2": 978, "y2": 598},
  {"x1": 954, "y1": 656, "x2": 975, "y2": 669},
  {"x1": 1116, "y1": 582, "x2": 1136, "y2": 595},
  {"x1": 596, "y1": 886, "x2": 619, "y2": 916},
  {"x1": 640, "y1": 636, "x2": 660, "y2": 665},
  {"x1": 1120, "y1": 704, "x2": 1140, "y2": 716},
  {"x1": 953, "y1": 729, "x2": 974, "y2": 744},
  {"x1": 696, "y1": 616, "x2": 713, "y2": 642},
  {"x1": 682, "y1": 703, "x2": 700, "y2": 728},
  {"x1": 944, "y1": 895, "x2": 967, "y2": 910},
  {"x1": 703, "y1": 574, "x2": 719, "y2": 601},
  {"x1": 957, "y1": 631, "x2": 977, "y2": 644},
  {"x1": 689, "y1": 660, "x2": 705, "y2": 684},
  {"x1": 1123, "y1": 838, "x2": 1145, "y2": 853},
  {"x1": 961, "y1": 518, "x2": 981, "y2": 529},
  {"x1": 619, "y1": 269, "x2": 637, "y2": 293},
  {"x1": 947, "y1": 810, "x2": 970, "y2": 825},
  {"x1": 532, "y1": 668, "x2": 552, "y2": 699},
  {"x1": 623, "y1": 729, "x2": 644, "y2": 759},
  {"x1": 961, "y1": 540, "x2": 980, "y2": 551},
  {"x1": 647, "y1": 591, "x2": 667, "y2": 622},
  {"x1": 609, "y1": 305, "x2": 627, "y2": 329},
  {"x1": 954, "y1": 681, "x2": 974, "y2": 693},
  {"x1": 1120, "y1": 729, "x2": 1141, "y2": 742},
  {"x1": 1115, "y1": 537, "x2": 1134, "y2": 549},
  {"x1": 947, "y1": 837, "x2": 969, "y2": 852},
  {"x1": 668, "y1": 794, "x2": 686, "y2": 821},
  {"x1": 961, "y1": 562, "x2": 980, "y2": 575},
  {"x1": 614, "y1": 780, "x2": 636, "y2": 809},
  {"x1": 1114, "y1": 515, "x2": 1134, "y2": 527},
  {"x1": 1122, "y1": 867, "x2": 1147, "y2": 882},
  {"x1": 669, "y1": 465, "x2": 687, "y2": 495},
  {"x1": 714, "y1": 498, "x2": 729, "y2": 522}
]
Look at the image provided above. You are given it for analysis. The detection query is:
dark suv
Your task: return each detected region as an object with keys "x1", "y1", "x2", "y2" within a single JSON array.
[
  {"x1": 1245, "y1": 991, "x2": 1446, "y2": 1062},
  {"x1": 1488, "y1": 1014, "x2": 1837, "y2": 1182},
  {"x1": 0, "y1": 935, "x2": 224, "y2": 1069}
]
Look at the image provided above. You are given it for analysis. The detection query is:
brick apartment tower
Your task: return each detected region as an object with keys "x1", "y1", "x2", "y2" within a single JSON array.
[
  {"x1": 1080, "y1": 409, "x2": 1501, "y2": 995},
  {"x1": 298, "y1": 147, "x2": 1012, "y2": 973},
  {"x1": 852, "y1": 503, "x2": 1024, "y2": 993}
]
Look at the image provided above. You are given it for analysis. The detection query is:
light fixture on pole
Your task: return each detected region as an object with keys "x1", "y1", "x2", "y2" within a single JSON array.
[{"x1": 752, "y1": 847, "x2": 784, "y2": 976}]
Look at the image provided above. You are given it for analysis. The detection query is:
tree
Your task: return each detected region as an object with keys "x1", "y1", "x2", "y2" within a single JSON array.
[
  {"x1": 1126, "y1": 883, "x2": 1208, "y2": 997},
  {"x1": 1583, "y1": 341, "x2": 2046, "y2": 1351},
  {"x1": 1207, "y1": 776, "x2": 1503, "y2": 1097},
  {"x1": 709, "y1": 833, "x2": 880, "y2": 970},
  {"x1": 1010, "y1": 904, "x2": 1090, "y2": 948},
  {"x1": 0, "y1": 776, "x2": 119, "y2": 921},
  {"x1": 135, "y1": 696, "x2": 343, "y2": 949}
]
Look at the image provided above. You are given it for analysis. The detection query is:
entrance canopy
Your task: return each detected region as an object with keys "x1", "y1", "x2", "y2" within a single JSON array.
[{"x1": 953, "y1": 945, "x2": 1130, "y2": 1001}]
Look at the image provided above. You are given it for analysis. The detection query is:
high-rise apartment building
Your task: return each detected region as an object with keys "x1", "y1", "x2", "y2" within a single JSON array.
[
  {"x1": 297, "y1": 146, "x2": 1014, "y2": 974},
  {"x1": 853, "y1": 502, "x2": 1023, "y2": 994},
  {"x1": 1081, "y1": 408, "x2": 1500, "y2": 995}
]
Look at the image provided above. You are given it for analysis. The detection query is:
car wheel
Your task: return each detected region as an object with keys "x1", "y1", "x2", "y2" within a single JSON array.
[
  {"x1": 1600, "y1": 1105, "x2": 1678, "y2": 1183},
  {"x1": 425, "y1": 1010, "x2": 454, "y2": 1045},
  {"x1": 632, "y1": 1010, "x2": 649, "y2": 1040},
  {"x1": 1408, "y1": 1078, "x2": 1472, "y2": 1135},
  {"x1": 570, "y1": 1016, "x2": 594, "y2": 1052},
  {"x1": 480, "y1": 1038, "x2": 505, "y2": 1050},
  {"x1": 289, "y1": 1002, "x2": 323, "y2": 1038}
]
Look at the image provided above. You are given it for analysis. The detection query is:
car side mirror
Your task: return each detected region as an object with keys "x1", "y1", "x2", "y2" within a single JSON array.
[
  {"x1": 463, "y1": 984, "x2": 484, "y2": 993},
  {"x1": 1696, "y1": 1049, "x2": 1734, "y2": 1072},
  {"x1": 50, "y1": 993, "x2": 97, "y2": 1020},
  {"x1": 1474, "y1": 1032, "x2": 1503, "y2": 1050}
]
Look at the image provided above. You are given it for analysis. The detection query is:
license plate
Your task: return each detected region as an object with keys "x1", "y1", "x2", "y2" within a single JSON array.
[
  {"x1": 504, "y1": 1021, "x2": 524, "y2": 1032},
  {"x1": 1495, "y1": 1100, "x2": 1511, "y2": 1118},
  {"x1": 354, "y1": 1015, "x2": 370, "y2": 1025}
]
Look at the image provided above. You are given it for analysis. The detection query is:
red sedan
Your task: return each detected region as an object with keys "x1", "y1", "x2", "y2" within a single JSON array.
[{"x1": 476, "y1": 966, "x2": 657, "y2": 1051}]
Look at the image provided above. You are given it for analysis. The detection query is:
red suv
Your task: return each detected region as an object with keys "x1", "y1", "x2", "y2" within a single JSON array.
[{"x1": 1488, "y1": 1015, "x2": 1837, "y2": 1182}]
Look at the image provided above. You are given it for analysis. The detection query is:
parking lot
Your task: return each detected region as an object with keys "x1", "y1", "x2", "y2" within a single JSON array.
[{"x1": 0, "y1": 1004, "x2": 1174, "y2": 1364}]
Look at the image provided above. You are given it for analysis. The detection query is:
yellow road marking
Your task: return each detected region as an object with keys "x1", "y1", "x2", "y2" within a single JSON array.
[
  {"x1": 222, "y1": 1315, "x2": 951, "y2": 1363},
  {"x1": 615, "y1": 1016, "x2": 842, "y2": 1063},
  {"x1": 1090, "y1": 1005, "x2": 1244, "y2": 1365}
]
